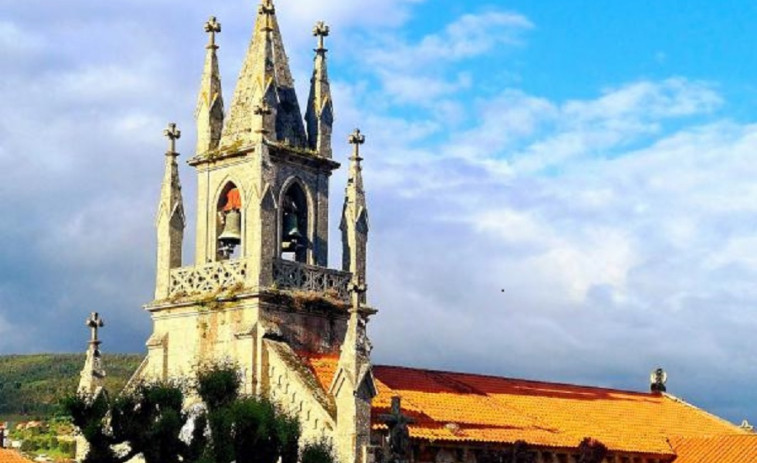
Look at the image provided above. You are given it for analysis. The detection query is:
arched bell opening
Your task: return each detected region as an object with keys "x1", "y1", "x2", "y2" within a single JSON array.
[
  {"x1": 280, "y1": 182, "x2": 309, "y2": 263},
  {"x1": 217, "y1": 182, "x2": 243, "y2": 261}
]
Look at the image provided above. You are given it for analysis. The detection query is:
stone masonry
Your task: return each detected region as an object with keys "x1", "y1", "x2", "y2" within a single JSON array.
[{"x1": 135, "y1": 2, "x2": 376, "y2": 463}]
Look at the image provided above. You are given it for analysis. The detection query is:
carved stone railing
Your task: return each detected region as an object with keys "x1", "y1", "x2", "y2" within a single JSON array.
[
  {"x1": 272, "y1": 259, "x2": 352, "y2": 302},
  {"x1": 169, "y1": 259, "x2": 248, "y2": 297}
]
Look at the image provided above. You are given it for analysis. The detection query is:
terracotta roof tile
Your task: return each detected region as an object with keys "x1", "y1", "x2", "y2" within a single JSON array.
[
  {"x1": 0, "y1": 449, "x2": 34, "y2": 463},
  {"x1": 670, "y1": 435, "x2": 757, "y2": 462},
  {"x1": 298, "y1": 353, "x2": 746, "y2": 457},
  {"x1": 300, "y1": 352, "x2": 339, "y2": 393}
]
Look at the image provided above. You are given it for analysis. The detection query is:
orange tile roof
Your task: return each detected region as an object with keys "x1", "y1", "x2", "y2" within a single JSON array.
[
  {"x1": 670, "y1": 435, "x2": 757, "y2": 463},
  {"x1": 0, "y1": 449, "x2": 34, "y2": 463},
  {"x1": 302, "y1": 352, "x2": 339, "y2": 393},
  {"x1": 299, "y1": 354, "x2": 746, "y2": 457}
]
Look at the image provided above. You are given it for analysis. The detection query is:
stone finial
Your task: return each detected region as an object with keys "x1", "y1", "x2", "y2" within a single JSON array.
[
  {"x1": 350, "y1": 282, "x2": 368, "y2": 312},
  {"x1": 163, "y1": 122, "x2": 181, "y2": 154},
  {"x1": 204, "y1": 16, "x2": 222, "y2": 49},
  {"x1": 348, "y1": 128, "x2": 366, "y2": 161},
  {"x1": 254, "y1": 103, "x2": 273, "y2": 134},
  {"x1": 155, "y1": 121, "x2": 185, "y2": 299},
  {"x1": 306, "y1": 22, "x2": 334, "y2": 157},
  {"x1": 650, "y1": 367, "x2": 667, "y2": 393},
  {"x1": 79, "y1": 312, "x2": 107, "y2": 397},
  {"x1": 86, "y1": 312, "x2": 104, "y2": 345},
  {"x1": 313, "y1": 21, "x2": 330, "y2": 51},
  {"x1": 259, "y1": 0, "x2": 275, "y2": 32}
]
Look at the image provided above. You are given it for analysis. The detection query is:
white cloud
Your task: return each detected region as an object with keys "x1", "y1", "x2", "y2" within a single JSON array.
[
  {"x1": 355, "y1": 10, "x2": 532, "y2": 106},
  {"x1": 0, "y1": 21, "x2": 44, "y2": 54},
  {"x1": 366, "y1": 11, "x2": 533, "y2": 69}
]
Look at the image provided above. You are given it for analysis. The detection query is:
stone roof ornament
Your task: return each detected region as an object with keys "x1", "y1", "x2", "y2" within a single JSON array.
[
  {"x1": 254, "y1": 103, "x2": 272, "y2": 135},
  {"x1": 259, "y1": 0, "x2": 275, "y2": 32},
  {"x1": 163, "y1": 122, "x2": 181, "y2": 155},
  {"x1": 204, "y1": 16, "x2": 222, "y2": 49},
  {"x1": 650, "y1": 367, "x2": 667, "y2": 393},
  {"x1": 348, "y1": 128, "x2": 366, "y2": 162},
  {"x1": 740, "y1": 420, "x2": 754, "y2": 432},
  {"x1": 350, "y1": 282, "x2": 368, "y2": 311},
  {"x1": 313, "y1": 21, "x2": 330, "y2": 52},
  {"x1": 306, "y1": 21, "x2": 334, "y2": 157},
  {"x1": 86, "y1": 312, "x2": 104, "y2": 346},
  {"x1": 79, "y1": 311, "x2": 107, "y2": 396}
]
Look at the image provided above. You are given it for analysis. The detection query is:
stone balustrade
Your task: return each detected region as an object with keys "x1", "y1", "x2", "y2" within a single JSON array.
[
  {"x1": 167, "y1": 258, "x2": 351, "y2": 302},
  {"x1": 273, "y1": 259, "x2": 352, "y2": 302},
  {"x1": 168, "y1": 259, "x2": 249, "y2": 298}
]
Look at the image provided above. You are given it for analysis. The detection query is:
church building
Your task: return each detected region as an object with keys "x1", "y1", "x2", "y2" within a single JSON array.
[{"x1": 119, "y1": 1, "x2": 757, "y2": 462}]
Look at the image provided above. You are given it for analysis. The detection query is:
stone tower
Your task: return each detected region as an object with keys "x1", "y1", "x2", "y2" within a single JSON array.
[{"x1": 139, "y1": 2, "x2": 376, "y2": 462}]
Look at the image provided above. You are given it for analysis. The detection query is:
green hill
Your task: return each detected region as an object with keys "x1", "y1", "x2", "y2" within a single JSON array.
[{"x1": 0, "y1": 353, "x2": 144, "y2": 420}]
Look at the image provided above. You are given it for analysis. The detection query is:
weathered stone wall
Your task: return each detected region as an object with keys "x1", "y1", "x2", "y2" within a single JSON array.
[
  {"x1": 265, "y1": 340, "x2": 336, "y2": 445},
  {"x1": 144, "y1": 300, "x2": 259, "y2": 390},
  {"x1": 264, "y1": 307, "x2": 348, "y2": 353}
]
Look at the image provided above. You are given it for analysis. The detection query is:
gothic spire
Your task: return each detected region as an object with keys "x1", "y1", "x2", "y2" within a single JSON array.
[
  {"x1": 155, "y1": 123, "x2": 185, "y2": 300},
  {"x1": 196, "y1": 16, "x2": 225, "y2": 155},
  {"x1": 341, "y1": 129, "x2": 369, "y2": 303},
  {"x1": 221, "y1": 0, "x2": 307, "y2": 149},
  {"x1": 331, "y1": 274, "x2": 377, "y2": 463},
  {"x1": 305, "y1": 21, "x2": 334, "y2": 158}
]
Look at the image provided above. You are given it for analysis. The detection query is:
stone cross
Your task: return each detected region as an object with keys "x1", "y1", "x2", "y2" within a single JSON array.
[
  {"x1": 205, "y1": 16, "x2": 222, "y2": 48},
  {"x1": 378, "y1": 396, "x2": 413, "y2": 463},
  {"x1": 313, "y1": 21, "x2": 330, "y2": 51},
  {"x1": 86, "y1": 312, "x2": 105, "y2": 345},
  {"x1": 164, "y1": 122, "x2": 181, "y2": 154},
  {"x1": 259, "y1": 0, "x2": 275, "y2": 31},
  {"x1": 348, "y1": 128, "x2": 366, "y2": 161}
]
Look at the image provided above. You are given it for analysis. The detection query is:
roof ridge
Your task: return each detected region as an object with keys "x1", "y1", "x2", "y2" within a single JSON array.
[
  {"x1": 661, "y1": 392, "x2": 746, "y2": 433},
  {"x1": 373, "y1": 364, "x2": 655, "y2": 397}
]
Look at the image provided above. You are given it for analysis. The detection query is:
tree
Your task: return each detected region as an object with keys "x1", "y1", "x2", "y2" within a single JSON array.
[
  {"x1": 63, "y1": 362, "x2": 331, "y2": 463},
  {"x1": 61, "y1": 391, "x2": 119, "y2": 463},
  {"x1": 110, "y1": 382, "x2": 189, "y2": 463},
  {"x1": 192, "y1": 361, "x2": 303, "y2": 463},
  {"x1": 301, "y1": 439, "x2": 338, "y2": 463}
]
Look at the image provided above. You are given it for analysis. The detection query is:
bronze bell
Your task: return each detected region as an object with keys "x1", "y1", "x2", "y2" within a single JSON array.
[
  {"x1": 281, "y1": 210, "x2": 303, "y2": 252},
  {"x1": 219, "y1": 209, "x2": 242, "y2": 248}
]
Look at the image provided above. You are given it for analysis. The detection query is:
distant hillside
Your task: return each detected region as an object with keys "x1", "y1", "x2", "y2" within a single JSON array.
[{"x1": 0, "y1": 353, "x2": 143, "y2": 420}]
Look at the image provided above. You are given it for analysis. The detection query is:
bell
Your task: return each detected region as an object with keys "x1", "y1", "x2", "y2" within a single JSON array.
[
  {"x1": 219, "y1": 209, "x2": 242, "y2": 248},
  {"x1": 281, "y1": 211, "x2": 303, "y2": 252}
]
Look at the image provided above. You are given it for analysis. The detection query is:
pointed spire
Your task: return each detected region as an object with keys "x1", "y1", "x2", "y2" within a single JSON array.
[
  {"x1": 221, "y1": 0, "x2": 307, "y2": 149},
  {"x1": 78, "y1": 312, "x2": 106, "y2": 396},
  {"x1": 306, "y1": 21, "x2": 334, "y2": 158},
  {"x1": 331, "y1": 283, "x2": 376, "y2": 463},
  {"x1": 196, "y1": 16, "x2": 225, "y2": 155},
  {"x1": 155, "y1": 123, "x2": 185, "y2": 300},
  {"x1": 341, "y1": 129, "x2": 369, "y2": 303}
]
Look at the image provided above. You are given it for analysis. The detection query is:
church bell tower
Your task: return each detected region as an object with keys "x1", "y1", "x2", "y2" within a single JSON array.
[{"x1": 141, "y1": 2, "x2": 376, "y2": 462}]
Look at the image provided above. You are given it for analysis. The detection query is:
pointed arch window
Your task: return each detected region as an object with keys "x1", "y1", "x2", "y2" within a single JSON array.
[
  {"x1": 218, "y1": 183, "x2": 242, "y2": 260},
  {"x1": 281, "y1": 182, "x2": 308, "y2": 263}
]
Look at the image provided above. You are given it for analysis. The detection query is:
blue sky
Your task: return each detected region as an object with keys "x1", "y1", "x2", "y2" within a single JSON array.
[{"x1": 2, "y1": 0, "x2": 757, "y2": 424}]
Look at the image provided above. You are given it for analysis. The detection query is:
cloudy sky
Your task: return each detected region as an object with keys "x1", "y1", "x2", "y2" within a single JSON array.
[{"x1": 3, "y1": 0, "x2": 757, "y2": 423}]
